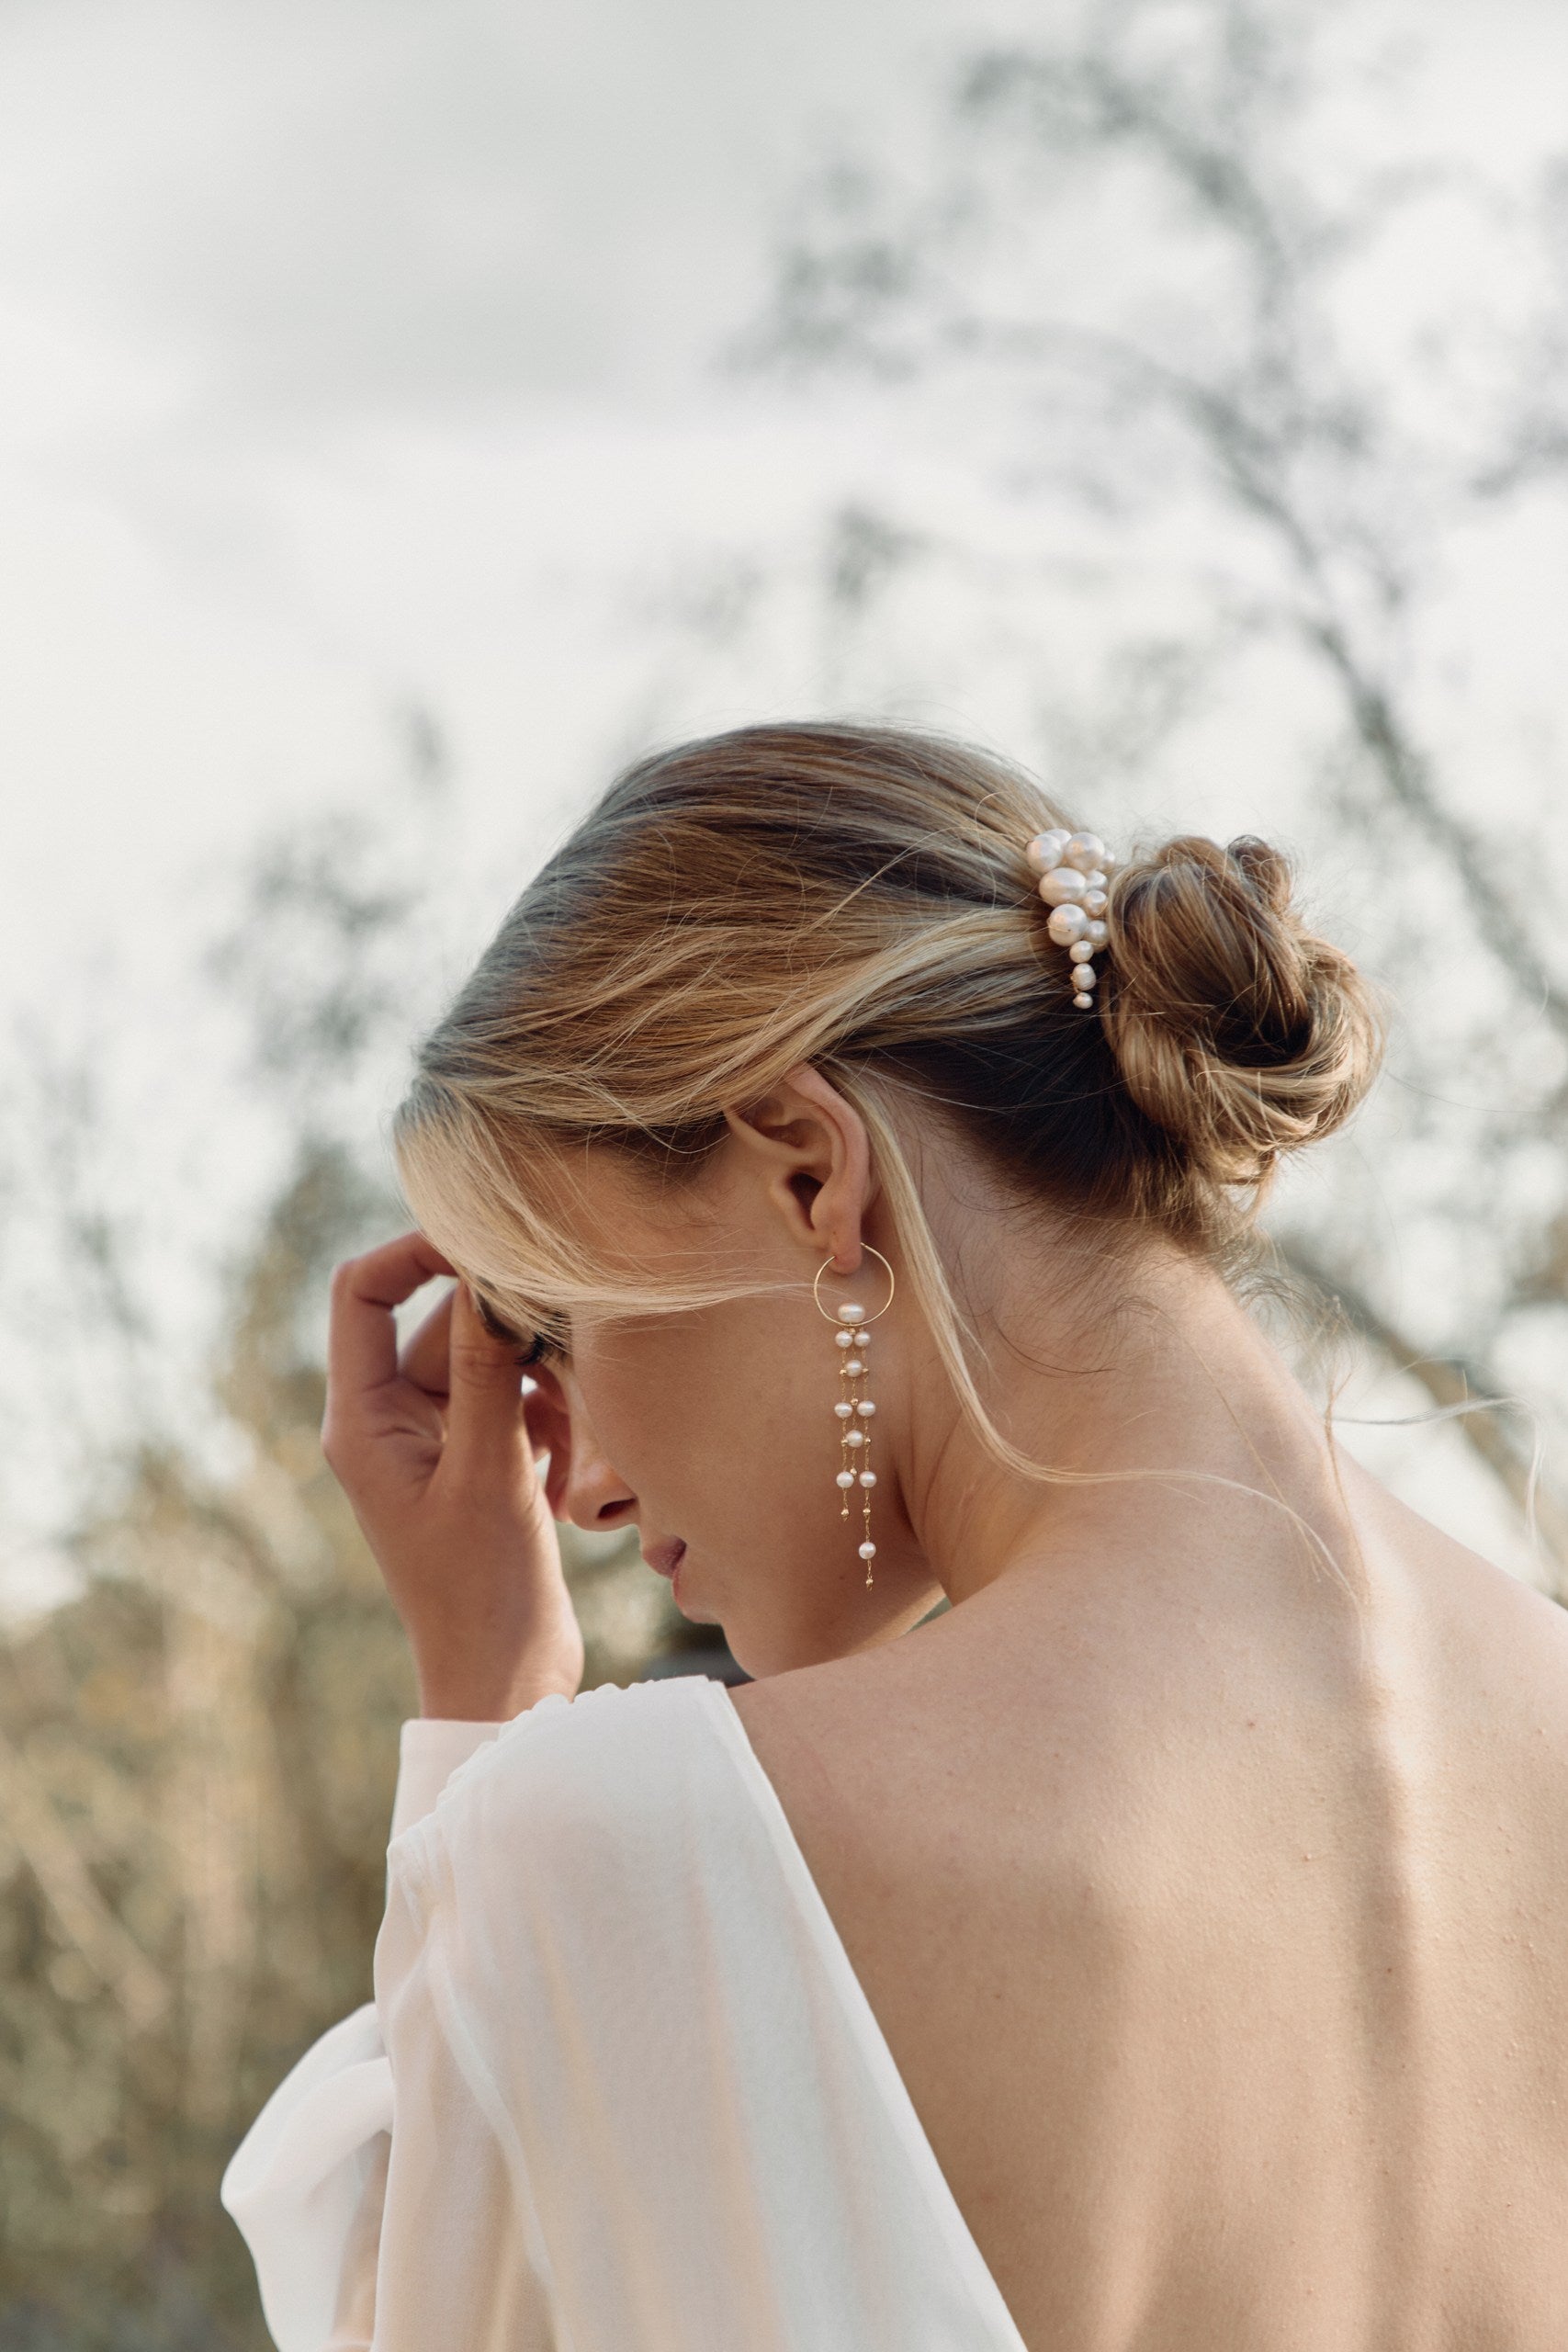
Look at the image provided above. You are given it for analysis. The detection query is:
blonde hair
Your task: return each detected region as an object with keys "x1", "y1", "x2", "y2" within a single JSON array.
[{"x1": 394, "y1": 721, "x2": 1383, "y2": 1485}]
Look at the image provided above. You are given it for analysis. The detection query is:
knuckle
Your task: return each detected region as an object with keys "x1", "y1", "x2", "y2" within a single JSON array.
[{"x1": 450, "y1": 1337, "x2": 520, "y2": 1386}]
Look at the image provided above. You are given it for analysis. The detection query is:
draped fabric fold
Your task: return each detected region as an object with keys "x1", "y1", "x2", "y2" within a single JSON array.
[{"x1": 222, "y1": 1679, "x2": 1022, "y2": 2352}]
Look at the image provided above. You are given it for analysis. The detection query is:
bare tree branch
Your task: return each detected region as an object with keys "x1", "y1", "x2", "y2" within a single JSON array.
[{"x1": 1283, "y1": 1239, "x2": 1568, "y2": 1599}]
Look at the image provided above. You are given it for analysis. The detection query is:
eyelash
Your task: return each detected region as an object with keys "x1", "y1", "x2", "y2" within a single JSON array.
[
  {"x1": 519, "y1": 1312, "x2": 570, "y2": 1368},
  {"x1": 474, "y1": 1295, "x2": 567, "y2": 1366}
]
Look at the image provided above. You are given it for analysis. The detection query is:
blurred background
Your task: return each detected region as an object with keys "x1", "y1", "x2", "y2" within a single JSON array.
[{"x1": 5, "y1": 0, "x2": 1568, "y2": 2340}]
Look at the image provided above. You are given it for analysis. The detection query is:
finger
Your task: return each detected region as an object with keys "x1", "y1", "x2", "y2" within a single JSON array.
[
  {"x1": 443, "y1": 1280, "x2": 530, "y2": 1471},
  {"x1": 328, "y1": 1231, "x2": 457, "y2": 1401},
  {"x1": 400, "y1": 1284, "x2": 457, "y2": 1398},
  {"x1": 523, "y1": 1376, "x2": 570, "y2": 1465}
]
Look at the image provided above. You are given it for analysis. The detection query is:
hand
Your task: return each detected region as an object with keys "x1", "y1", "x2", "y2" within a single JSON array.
[{"x1": 321, "y1": 1230, "x2": 585, "y2": 1720}]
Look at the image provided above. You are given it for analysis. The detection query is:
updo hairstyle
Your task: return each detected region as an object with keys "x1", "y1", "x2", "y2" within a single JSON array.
[{"x1": 394, "y1": 722, "x2": 1382, "y2": 1475}]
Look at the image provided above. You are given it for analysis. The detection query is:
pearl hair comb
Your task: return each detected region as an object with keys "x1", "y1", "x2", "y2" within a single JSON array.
[{"x1": 1024, "y1": 830, "x2": 1116, "y2": 1008}]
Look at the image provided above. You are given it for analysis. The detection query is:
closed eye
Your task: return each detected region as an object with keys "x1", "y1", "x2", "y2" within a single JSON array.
[{"x1": 475, "y1": 1291, "x2": 567, "y2": 1368}]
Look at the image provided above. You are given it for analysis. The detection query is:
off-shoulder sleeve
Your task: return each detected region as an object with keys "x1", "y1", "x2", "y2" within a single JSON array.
[{"x1": 221, "y1": 1718, "x2": 557, "y2": 2351}]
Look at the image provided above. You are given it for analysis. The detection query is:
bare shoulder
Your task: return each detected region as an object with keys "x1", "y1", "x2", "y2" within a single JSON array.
[
  {"x1": 1347, "y1": 1457, "x2": 1568, "y2": 1728},
  {"x1": 724, "y1": 1598, "x2": 1098, "y2": 1879},
  {"x1": 728, "y1": 1484, "x2": 1568, "y2": 1876},
  {"x1": 724, "y1": 1634, "x2": 936, "y2": 1849}
]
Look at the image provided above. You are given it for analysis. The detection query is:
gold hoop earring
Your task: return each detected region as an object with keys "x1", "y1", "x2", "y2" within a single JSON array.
[{"x1": 813, "y1": 1245, "x2": 896, "y2": 1587}]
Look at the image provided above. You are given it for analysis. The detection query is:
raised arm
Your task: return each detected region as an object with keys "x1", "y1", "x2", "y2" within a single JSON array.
[{"x1": 223, "y1": 1230, "x2": 584, "y2": 2346}]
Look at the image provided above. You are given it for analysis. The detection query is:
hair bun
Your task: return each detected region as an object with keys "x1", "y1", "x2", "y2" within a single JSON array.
[{"x1": 1102, "y1": 833, "x2": 1382, "y2": 1189}]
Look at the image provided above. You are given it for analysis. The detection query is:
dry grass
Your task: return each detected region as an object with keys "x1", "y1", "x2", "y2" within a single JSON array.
[{"x1": 0, "y1": 1136, "x2": 702, "y2": 2349}]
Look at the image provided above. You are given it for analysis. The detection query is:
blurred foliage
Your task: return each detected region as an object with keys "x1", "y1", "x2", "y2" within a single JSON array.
[
  {"x1": 0, "y1": 1135, "x2": 713, "y2": 2348},
  {"x1": 724, "y1": 0, "x2": 1568, "y2": 1590},
  {"x1": 0, "y1": 811, "x2": 719, "y2": 2346}
]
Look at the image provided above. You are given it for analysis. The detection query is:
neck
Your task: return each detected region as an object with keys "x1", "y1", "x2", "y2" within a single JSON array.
[{"x1": 903, "y1": 1235, "x2": 1353, "y2": 1614}]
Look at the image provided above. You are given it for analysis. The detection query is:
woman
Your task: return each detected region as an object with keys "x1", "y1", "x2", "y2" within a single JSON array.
[{"x1": 222, "y1": 721, "x2": 1568, "y2": 2349}]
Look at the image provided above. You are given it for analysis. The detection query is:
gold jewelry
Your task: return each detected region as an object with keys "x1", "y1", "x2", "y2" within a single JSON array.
[{"x1": 813, "y1": 1245, "x2": 896, "y2": 1586}]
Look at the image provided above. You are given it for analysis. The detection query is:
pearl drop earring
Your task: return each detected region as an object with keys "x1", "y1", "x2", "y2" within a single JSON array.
[{"x1": 813, "y1": 1245, "x2": 897, "y2": 1587}]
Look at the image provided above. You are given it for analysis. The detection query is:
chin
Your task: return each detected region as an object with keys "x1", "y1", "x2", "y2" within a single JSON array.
[
  {"x1": 716, "y1": 1614, "x2": 864, "y2": 1682},
  {"x1": 712, "y1": 1617, "x2": 803, "y2": 1682}
]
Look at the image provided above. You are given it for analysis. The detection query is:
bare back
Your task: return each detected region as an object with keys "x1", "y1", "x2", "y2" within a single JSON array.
[{"x1": 731, "y1": 1462, "x2": 1568, "y2": 2350}]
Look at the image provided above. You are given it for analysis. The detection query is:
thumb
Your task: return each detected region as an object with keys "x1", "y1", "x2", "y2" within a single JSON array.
[{"x1": 444, "y1": 1281, "x2": 531, "y2": 1476}]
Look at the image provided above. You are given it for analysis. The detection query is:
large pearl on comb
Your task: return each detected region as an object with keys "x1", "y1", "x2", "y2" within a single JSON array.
[
  {"x1": 1046, "y1": 902, "x2": 1090, "y2": 945},
  {"x1": 1037, "y1": 866, "x2": 1089, "y2": 908},
  {"x1": 1025, "y1": 830, "x2": 1072, "y2": 874},
  {"x1": 1061, "y1": 833, "x2": 1107, "y2": 874}
]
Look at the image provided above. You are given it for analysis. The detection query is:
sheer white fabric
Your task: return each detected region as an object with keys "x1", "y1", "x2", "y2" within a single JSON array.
[{"x1": 222, "y1": 1674, "x2": 1026, "y2": 2352}]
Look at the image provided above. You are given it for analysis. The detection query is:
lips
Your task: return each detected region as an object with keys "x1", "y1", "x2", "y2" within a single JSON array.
[{"x1": 643, "y1": 1538, "x2": 687, "y2": 1581}]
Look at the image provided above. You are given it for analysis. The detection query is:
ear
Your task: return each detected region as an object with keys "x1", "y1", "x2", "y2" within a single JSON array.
[{"x1": 721, "y1": 1064, "x2": 874, "y2": 1274}]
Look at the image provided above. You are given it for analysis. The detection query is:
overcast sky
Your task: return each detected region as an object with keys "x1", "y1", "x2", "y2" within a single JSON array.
[
  {"x1": 6, "y1": 0, "x2": 1563, "y2": 1023},
  {"x1": 3, "y1": 0, "x2": 1566, "y2": 1599},
  {"x1": 0, "y1": 0, "x2": 981, "y2": 1015}
]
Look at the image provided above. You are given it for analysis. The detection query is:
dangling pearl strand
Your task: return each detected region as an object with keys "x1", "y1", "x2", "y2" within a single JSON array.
[
  {"x1": 815, "y1": 1245, "x2": 896, "y2": 1589},
  {"x1": 1024, "y1": 830, "x2": 1116, "y2": 1007},
  {"x1": 831, "y1": 1303, "x2": 878, "y2": 1585}
]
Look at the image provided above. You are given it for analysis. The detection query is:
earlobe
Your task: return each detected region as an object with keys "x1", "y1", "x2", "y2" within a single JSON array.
[{"x1": 785, "y1": 1066, "x2": 875, "y2": 1274}]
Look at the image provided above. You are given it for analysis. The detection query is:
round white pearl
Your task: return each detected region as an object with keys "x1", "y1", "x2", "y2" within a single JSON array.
[
  {"x1": 858, "y1": 1542, "x2": 876, "y2": 1561},
  {"x1": 1037, "y1": 865, "x2": 1089, "y2": 908},
  {"x1": 1083, "y1": 890, "x2": 1109, "y2": 917},
  {"x1": 843, "y1": 1358, "x2": 865, "y2": 1376},
  {"x1": 1074, "y1": 990, "x2": 1094, "y2": 1009},
  {"x1": 1086, "y1": 920, "x2": 1109, "y2": 945},
  {"x1": 1062, "y1": 832, "x2": 1106, "y2": 874},
  {"x1": 1046, "y1": 903, "x2": 1089, "y2": 946},
  {"x1": 1068, "y1": 940, "x2": 1096, "y2": 964},
  {"x1": 1025, "y1": 829, "x2": 1071, "y2": 873},
  {"x1": 837, "y1": 1302, "x2": 866, "y2": 1323},
  {"x1": 845, "y1": 1430, "x2": 865, "y2": 1448},
  {"x1": 834, "y1": 1329, "x2": 855, "y2": 1348},
  {"x1": 859, "y1": 1470, "x2": 877, "y2": 1488},
  {"x1": 1084, "y1": 868, "x2": 1108, "y2": 892},
  {"x1": 856, "y1": 1399, "x2": 876, "y2": 1418},
  {"x1": 836, "y1": 1470, "x2": 855, "y2": 1489},
  {"x1": 834, "y1": 1400, "x2": 853, "y2": 1419},
  {"x1": 1075, "y1": 961, "x2": 1100, "y2": 989}
]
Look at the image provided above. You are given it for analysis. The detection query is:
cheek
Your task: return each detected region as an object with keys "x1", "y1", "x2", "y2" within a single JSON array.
[
  {"x1": 572, "y1": 1325, "x2": 710, "y2": 1476},
  {"x1": 579, "y1": 1314, "x2": 815, "y2": 1513}
]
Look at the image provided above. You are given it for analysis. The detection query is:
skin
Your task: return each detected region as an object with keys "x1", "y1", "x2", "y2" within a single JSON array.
[{"x1": 325, "y1": 1066, "x2": 1568, "y2": 2348}]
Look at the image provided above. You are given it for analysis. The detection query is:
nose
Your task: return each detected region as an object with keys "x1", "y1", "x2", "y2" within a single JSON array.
[{"x1": 550, "y1": 1399, "x2": 638, "y2": 1535}]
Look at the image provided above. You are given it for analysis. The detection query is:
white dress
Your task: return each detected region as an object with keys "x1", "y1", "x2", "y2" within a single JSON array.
[{"x1": 222, "y1": 1672, "x2": 1028, "y2": 2352}]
